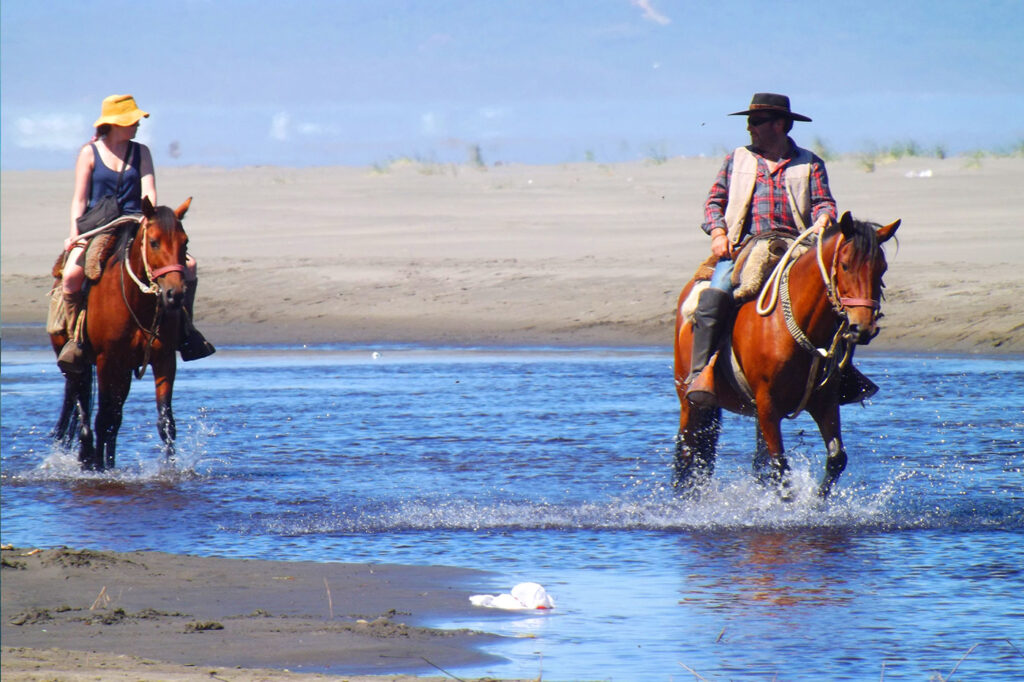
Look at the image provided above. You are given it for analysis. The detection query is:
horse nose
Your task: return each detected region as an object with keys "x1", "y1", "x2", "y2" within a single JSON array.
[
  {"x1": 164, "y1": 286, "x2": 184, "y2": 310},
  {"x1": 848, "y1": 323, "x2": 878, "y2": 345}
]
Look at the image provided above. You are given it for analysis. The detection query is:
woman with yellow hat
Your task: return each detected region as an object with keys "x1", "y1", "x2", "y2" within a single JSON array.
[{"x1": 58, "y1": 94, "x2": 214, "y2": 370}]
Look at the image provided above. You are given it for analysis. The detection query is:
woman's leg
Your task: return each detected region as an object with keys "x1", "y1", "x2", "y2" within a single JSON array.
[{"x1": 57, "y1": 246, "x2": 88, "y2": 371}]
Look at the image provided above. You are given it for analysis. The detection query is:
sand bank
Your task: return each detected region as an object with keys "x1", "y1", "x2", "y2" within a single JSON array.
[
  {"x1": 1, "y1": 546, "x2": 532, "y2": 681},
  {"x1": 2, "y1": 157, "x2": 1021, "y2": 353}
]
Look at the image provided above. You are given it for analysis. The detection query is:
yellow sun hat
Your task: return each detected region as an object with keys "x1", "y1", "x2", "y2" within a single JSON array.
[{"x1": 93, "y1": 94, "x2": 149, "y2": 127}]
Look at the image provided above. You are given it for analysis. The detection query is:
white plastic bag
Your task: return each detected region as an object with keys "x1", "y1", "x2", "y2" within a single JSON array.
[{"x1": 470, "y1": 582, "x2": 555, "y2": 610}]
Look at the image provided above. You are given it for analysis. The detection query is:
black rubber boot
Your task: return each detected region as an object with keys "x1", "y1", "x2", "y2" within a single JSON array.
[
  {"x1": 179, "y1": 280, "x2": 216, "y2": 362},
  {"x1": 838, "y1": 364, "x2": 878, "y2": 404},
  {"x1": 685, "y1": 288, "x2": 733, "y2": 407}
]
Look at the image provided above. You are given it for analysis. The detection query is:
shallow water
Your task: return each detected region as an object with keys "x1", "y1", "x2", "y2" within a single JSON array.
[{"x1": 2, "y1": 343, "x2": 1022, "y2": 680}]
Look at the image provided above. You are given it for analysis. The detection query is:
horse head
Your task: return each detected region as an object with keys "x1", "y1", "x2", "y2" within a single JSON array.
[
  {"x1": 140, "y1": 197, "x2": 192, "y2": 311},
  {"x1": 831, "y1": 211, "x2": 900, "y2": 344}
]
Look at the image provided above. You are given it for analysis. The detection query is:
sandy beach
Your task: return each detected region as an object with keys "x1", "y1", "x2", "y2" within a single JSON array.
[
  {"x1": 2, "y1": 157, "x2": 1022, "y2": 679},
  {"x1": 2, "y1": 157, "x2": 1022, "y2": 353},
  {"x1": 2, "y1": 546, "x2": 531, "y2": 681}
]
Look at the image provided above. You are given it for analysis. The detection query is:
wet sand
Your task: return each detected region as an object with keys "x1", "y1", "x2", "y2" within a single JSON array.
[{"x1": 1, "y1": 546, "x2": 530, "y2": 681}]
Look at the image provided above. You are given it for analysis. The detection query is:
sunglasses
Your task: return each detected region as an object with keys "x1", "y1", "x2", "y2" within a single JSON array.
[{"x1": 748, "y1": 116, "x2": 779, "y2": 127}]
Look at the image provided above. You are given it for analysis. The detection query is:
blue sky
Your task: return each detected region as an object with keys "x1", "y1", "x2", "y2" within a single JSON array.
[{"x1": 2, "y1": 0, "x2": 1021, "y2": 169}]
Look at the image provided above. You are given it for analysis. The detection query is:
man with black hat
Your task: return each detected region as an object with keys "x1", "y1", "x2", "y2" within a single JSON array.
[{"x1": 684, "y1": 92, "x2": 876, "y2": 407}]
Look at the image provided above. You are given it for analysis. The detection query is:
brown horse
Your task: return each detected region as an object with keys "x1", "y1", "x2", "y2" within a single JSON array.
[
  {"x1": 50, "y1": 197, "x2": 193, "y2": 470},
  {"x1": 673, "y1": 212, "x2": 900, "y2": 498}
]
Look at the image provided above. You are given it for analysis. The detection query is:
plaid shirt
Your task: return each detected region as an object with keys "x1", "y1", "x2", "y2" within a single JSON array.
[{"x1": 702, "y1": 139, "x2": 837, "y2": 238}]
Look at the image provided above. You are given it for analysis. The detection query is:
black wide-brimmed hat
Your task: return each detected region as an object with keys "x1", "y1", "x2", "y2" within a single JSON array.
[{"x1": 729, "y1": 93, "x2": 812, "y2": 122}]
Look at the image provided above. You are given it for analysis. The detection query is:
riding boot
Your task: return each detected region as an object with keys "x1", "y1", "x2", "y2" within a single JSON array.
[
  {"x1": 178, "y1": 280, "x2": 216, "y2": 362},
  {"x1": 57, "y1": 290, "x2": 87, "y2": 373},
  {"x1": 838, "y1": 364, "x2": 878, "y2": 404},
  {"x1": 685, "y1": 288, "x2": 733, "y2": 407}
]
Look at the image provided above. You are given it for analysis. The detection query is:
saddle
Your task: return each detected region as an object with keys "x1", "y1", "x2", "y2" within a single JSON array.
[
  {"x1": 680, "y1": 232, "x2": 810, "y2": 324},
  {"x1": 47, "y1": 228, "x2": 128, "y2": 335}
]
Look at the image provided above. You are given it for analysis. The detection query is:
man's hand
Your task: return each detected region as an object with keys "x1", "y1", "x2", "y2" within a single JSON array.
[
  {"x1": 710, "y1": 229, "x2": 731, "y2": 258},
  {"x1": 811, "y1": 213, "x2": 833, "y2": 235}
]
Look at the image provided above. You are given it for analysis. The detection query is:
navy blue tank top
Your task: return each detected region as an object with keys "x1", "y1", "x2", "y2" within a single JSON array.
[{"x1": 88, "y1": 142, "x2": 143, "y2": 213}]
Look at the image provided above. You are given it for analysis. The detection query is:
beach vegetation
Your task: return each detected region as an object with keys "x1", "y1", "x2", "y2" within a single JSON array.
[
  {"x1": 811, "y1": 137, "x2": 834, "y2": 161},
  {"x1": 963, "y1": 150, "x2": 986, "y2": 170},
  {"x1": 645, "y1": 144, "x2": 669, "y2": 165}
]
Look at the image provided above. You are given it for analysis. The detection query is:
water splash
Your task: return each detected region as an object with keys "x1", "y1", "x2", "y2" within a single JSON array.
[{"x1": 4, "y1": 411, "x2": 218, "y2": 486}]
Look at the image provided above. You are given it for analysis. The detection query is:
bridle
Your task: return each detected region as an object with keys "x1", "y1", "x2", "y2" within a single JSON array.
[
  {"x1": 819, "y1": 232, "x2": 881, "y2": 318},
  {"x1": 123, "y1": 216, "x2": 186, "y2": 295},
  {"x1": 119, "y1": 215, "x2": 186, "y2": 378}
]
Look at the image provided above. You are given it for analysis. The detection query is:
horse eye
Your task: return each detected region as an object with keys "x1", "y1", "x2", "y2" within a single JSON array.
[
  {"x1": 149, "y1": 238, "x2": 159, "y2": 249},
  {"x1": 841, "y1": 263, "x2": 849, "y2": 272}
]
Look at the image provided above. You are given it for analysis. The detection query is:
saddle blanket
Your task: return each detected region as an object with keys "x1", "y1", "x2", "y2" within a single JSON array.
[{"x1": 679, "y1": 233, "x2": 810, "y2": 324}]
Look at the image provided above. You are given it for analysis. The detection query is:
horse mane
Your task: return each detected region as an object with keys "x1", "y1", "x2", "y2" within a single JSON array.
[{"x1": 108, "y1": 206, "x2": 180, "y2": 266}]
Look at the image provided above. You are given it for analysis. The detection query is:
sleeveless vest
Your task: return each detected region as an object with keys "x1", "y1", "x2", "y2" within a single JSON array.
[
  {"x1": 723, "y1": 145, "x2": 813, "y2": 246},
  {"x1": 88, "y1": 142, "x2": 142, "y2": 214}
]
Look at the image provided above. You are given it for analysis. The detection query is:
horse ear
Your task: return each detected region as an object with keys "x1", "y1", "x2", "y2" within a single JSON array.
[
  {"x1": 876, "y1": 218, "x2": 901, "y2": 243},
  {"x1": 839, "y1": 210, "x2": 856, "y2": 237},
  {"x1": 174, "y1": 197, "x2": 192, "y2": 220},
  {"x1": 142, "y1": 196, "x2": 156, "y2": 219},
  {"x1": 839, "y1": 211, "x2": 854, "y2": 237}
]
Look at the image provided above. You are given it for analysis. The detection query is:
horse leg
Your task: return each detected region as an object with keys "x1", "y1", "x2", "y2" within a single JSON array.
[
  {"x1": 808, "y1": 401, "x2": 847, "y2": 498},
  {"x1": 56, "y1": 366, "x2": 98, "y2": 470},
  {"x1": 153, "y1": 358, "x2": 178, "y2": 462},
  {"x1": 77, "y1": 396, "x2": 99, "y2": 470},
  {"x1": 752, "y1": 424, "x2": 772, "y2": 483},
  {"x1": 52, "y1": 369, "x2": 89, "y2": 449},
  {"x1": 674, "y1": 403, "x2": 721, "y2": 494},
  {"x1": 754, "y1": 406, "x2": 792, "y2": 499},
  {"x1": 94, "y1": 362, "x2": 131, "y2": 471}
]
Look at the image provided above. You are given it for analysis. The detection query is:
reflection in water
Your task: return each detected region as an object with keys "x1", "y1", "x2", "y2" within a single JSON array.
[{"x1": 680, "y1": 528, "x2": 855, "y2": 615}]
